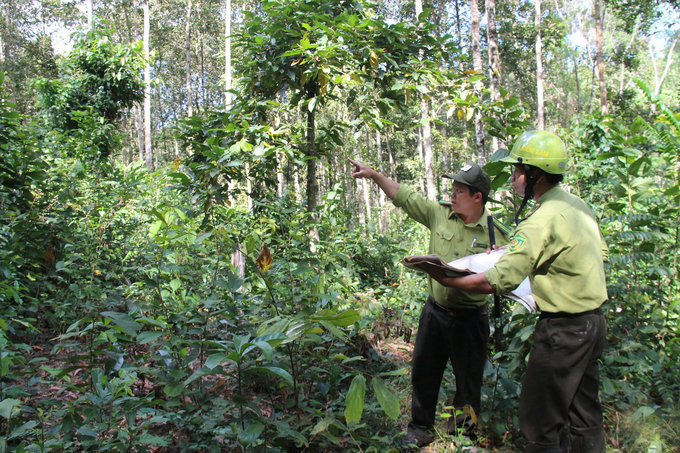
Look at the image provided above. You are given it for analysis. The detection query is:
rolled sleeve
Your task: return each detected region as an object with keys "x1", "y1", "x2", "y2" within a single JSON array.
[{"x1": 485, "y1": 226, "x2": 544, "y2": 295}]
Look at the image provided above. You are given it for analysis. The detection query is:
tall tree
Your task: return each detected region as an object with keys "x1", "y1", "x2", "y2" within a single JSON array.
[
  {"x1": 471, "y1": 0, "x2": 486, "y2": 161},
  {"x1": 415, "y1": 0, "x2": 436, "y2": 200},
  {"x1": 185, "y1": 0, "x2": 193, "y2": 117},
  {"x1": 87, "y1": 0, "x2": 94, "y2": 29},
  {"x1": 144, "y1": 0, "x2": 153, "y2": 171},
  {"x1": 224, "y1": 0, "x2": 232, "y2": 108},
  {"x1": 593, "y1": 0, "x2": 608, "y2": 114},
  {"x1": 536, "y1": 0, "x2": 544, "y2": 129},
  {"x1": 486, "y1": 0, "x2": 501, "y2": 149}
]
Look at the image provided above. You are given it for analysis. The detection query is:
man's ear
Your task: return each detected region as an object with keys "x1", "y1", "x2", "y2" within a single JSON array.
[{"x1": 474, "y1": 191, "x2": 483, "y2": 203}]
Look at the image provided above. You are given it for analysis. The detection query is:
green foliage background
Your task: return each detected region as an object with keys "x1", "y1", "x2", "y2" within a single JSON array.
[{"x1": 1, "y1": 0, "x2": 680, "y2": 452}]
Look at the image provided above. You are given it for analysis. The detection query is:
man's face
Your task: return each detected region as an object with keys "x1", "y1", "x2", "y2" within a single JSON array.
[
  {"x1": 511, "y1": 164, "x2": 527, "y2": 197},
  {"x1": 450, "y1": 182, "x2": 481, "y2": 215}
]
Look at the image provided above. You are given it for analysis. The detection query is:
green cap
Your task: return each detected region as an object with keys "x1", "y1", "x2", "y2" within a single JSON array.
[{"x1": 443, "y1": 163, "x2": 491, "y2": 197}]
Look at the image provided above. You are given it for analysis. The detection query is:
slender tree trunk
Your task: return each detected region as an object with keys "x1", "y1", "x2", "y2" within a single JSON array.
[
  {"x1": 653, "y1": 37, "x2": 679, "y2": 97},
  {"x1": 386, "y1": 127, "x2": 397, "y2": 183},
  {"x1": 417, "y1": 127, "x2": 425, "y2": 194},
  {"x1": 619, "y1": 23, "x2": 639, "y2": 94},
  {"x1": 306, "y1": 108, "x2": 318, "y2": 213},
  {"x1": 593, "y1": 0, "x2": 607, "y2": 114},
  {"x1": 422, "y1": 101, "x2": 436, "y2": 200},
  {"x1": 471, "y1": 0, "x2": 486, "y2": 161},
  {"x1": 87, "y1": 0, "x2": 94, "y2": 29},
  {"x1": 362, "y1": 178, "x2": 371, "y2": 223},
  {"x1": 486, "y1": 0, "x2": 500, "y2": 149},
  {"x1": 414, "y1": 0, "x2": 435, "y2": 200},
  {"x1": 184, "y1": 0, "x2": 193, "y2": 117},
  {"x1": 144, "y1": 0, "x2": 153, "y2": 171},
  {"x1": 454, "y1": 0, "x2": 462, "y2": 61},
  {"x1": 2, "y1": 0, "x2": 14, "y2": 103},
  {"x1": 536, "y1": 0, "x2": 545, "y2": 129},
  {"x1": 225, "y1": 0, "x2": 232, "y2": 107},
  {"x1": 130, "y1": 0, "x2": 144, "y2": 162},
  {"x1": 574, "y1": 57, "x2": 582, "y2": 115},
  {"x1": 376, "y1": 129, "x2": 388, "y2": 231}
]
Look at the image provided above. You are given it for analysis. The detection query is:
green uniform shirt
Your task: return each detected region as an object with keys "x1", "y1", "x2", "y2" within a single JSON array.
[
  {"x1": 394, "y1": 185, "x2": 511, "y2": 309},
  {"x1": 484, "y1": 186, "x2": 608, "y2": 313}
]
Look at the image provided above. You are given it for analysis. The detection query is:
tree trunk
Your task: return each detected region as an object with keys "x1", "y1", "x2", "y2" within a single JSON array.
[
  {"x1": 87, "y1": 0, "x2": 94, "y2": 29},
  {"x1": 620, "y1": 23, "x2": 639, "y2": 94},
  {"x1": 184, "y1": 0, "x2": 193, "y2": 117},
  {"x1": 362, "y1": 178, "x2": 371, "y2": 223},
  {"x1": 471, "y1": 0, "x2": 486, "y2": 161},
  {"x1": 574, "y1": 57, "x2": 582, "y2": 115},
  {"x1": 2, "y1": 0, "x2": 13, "y2": 103},
  {"x1": 144, "y1": 0, "x2": 153, "y2": 171},
  {"x1": 225, "y1": 0, "x2": 232, "y2": 107},
  {"x1": 536, "y1": 0, "x2": 545, "y2": 129},
  {"x1": 130, "y1": 0, "x2": 144, "y2": 162},
  {"x1": 486, "y1": 0, "x2": 500, "y2": 149},
  {"x1": 417, "y1": 126, "x2": 425, "y2": 194},
  {"x1": 306, "y1": 107, "x2": 318, "y2": 213},
  {"x1": 593, "y1": 0, "x2": 607, "y2": 114},
  {"x1": 422, "y1": 100, "x2": 436, "y2": 200},
  {"x1": 386, "y1": 127, "x2": 397, "y2": 183},
  {"x1": 376, "y1": 129, "x2": 387, "y2": 231},
  {"x1": 653, "y1": 37, "x2": 679, "y2": 97}
]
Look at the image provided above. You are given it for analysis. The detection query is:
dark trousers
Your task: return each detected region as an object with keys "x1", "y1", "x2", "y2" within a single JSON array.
[
  {"x1": 409, "y1": 298, "x2": 489, "y2": 430},
  {"x1": 519, "y1": 312, "x2": 607, "y2": 453}
]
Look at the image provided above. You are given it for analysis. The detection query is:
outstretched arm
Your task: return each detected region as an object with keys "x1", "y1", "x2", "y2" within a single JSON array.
[
  {"x1": 348, "y1": 157, "x2": 400, "y2": 200},
  {"x1": 428, "y1": 267, "x2": 495, "y2": 294}
]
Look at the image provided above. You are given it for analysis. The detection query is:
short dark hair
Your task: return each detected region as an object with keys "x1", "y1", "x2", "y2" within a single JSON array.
[{"x1": 467, "y1": 185, "x2": 488, "y2": 205}]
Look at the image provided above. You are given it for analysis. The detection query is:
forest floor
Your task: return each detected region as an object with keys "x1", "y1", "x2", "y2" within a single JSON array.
[{"x1": 371, "y1": 336, "x2": 517, "y2": 453}]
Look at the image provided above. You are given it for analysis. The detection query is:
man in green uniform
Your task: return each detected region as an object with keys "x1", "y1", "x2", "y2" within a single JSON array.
[
  {"x1": 348, "y1": 158, "x2": 511, "y2": 447},
  {"x1": 424, "y1": 131, "x2": 608, "y2": 453}
]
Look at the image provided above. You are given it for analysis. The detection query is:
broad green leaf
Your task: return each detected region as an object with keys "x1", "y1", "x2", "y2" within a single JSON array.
[
  {"x1": 344, "y1": 374, "x2": 366, "y2": 423},
  {"x1": 0, "y1": 399, "x2": 22, "y2": 419},
  {"x1": 329, "y1": 309, "x2": 361, "y2": 327},
  {"x1": 380, "y1": 368, "x2": 409, "y2": 376},
  {"x1": 184, "y1": 367, "x2": 218, "y2": 385},
  {"x1": 100, "y1": 311, "x2": 141, "y2": 336},
  {"x1": 77, "y1": 426, "x2": 99, "y2": 437},
  {"x1": 205, "y1": 353, "x2": 228, "y2": 369},
  {"x1": 253, "y1": 341, "x2": 273, "y2": 362},
  {"x1": 311, "y1": 417, "x2": 335, "y2": 436},
  {"x1": 137, "y1": 331, "x2": 164, "y2": 344},
  {"x1": 164, "y1": 381, "x2": 185, "y2": 397},
  {"x1": 248, "y1": 366, "x2": 293, "y2": 385},
  {"x1": 252, "y1": 332, "x2": 287, "y2": 348},
  {"x1": 631, "y1": 405, "x2": 656, "y2": 422},
  {"x1": 372, "y1": 378, "x2": 400, "y2": 420},
  {"x1": 503, "y1": 97, "x2": 519, "y2": 109},
  {"x1": 169, "y1": 279, "x2": 181, "y2": 291},
  {"x1": 238, "y1": 422, "x2": 265, "y2": 445},
  {"x1": 138, "y1": 434, "x2": 169, "y2": 446},
  {"x1": 8, "y1": 420, "x2": 38, "y2": 440}
]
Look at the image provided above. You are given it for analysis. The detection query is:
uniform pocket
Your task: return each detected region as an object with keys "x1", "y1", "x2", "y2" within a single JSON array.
[{"x1": 434, "y1": 227, "x2": 456, "y2": 257}]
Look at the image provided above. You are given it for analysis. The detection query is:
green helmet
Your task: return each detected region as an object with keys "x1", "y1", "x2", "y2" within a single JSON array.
[{"x1": 501, "y1": 130, "x2": 567, "y2": 174}]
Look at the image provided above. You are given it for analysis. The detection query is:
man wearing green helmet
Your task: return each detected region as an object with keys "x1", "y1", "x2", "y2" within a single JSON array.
[{"x1": 424, "y1": 131, "x2": 609, "y2": 453}]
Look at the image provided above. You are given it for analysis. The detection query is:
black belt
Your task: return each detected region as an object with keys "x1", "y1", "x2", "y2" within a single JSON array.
[
  {"x1": 539, "y1": 307, "x2": 602, "y2": 319},
  {"x1": 427, "y1": 296, "x2": 488, "y2": 317}
]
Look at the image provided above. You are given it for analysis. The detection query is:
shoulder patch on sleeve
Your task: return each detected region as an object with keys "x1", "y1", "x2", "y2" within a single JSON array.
[
  {"x1": 509, "y1": 233, "x2": 527, "y2": 252},
  {"x1": 493, "y1": 218, "x2": 512, "y2": 235},
  {"x1": 438, "y1": 200, "x2": 451, "y2": 206}
]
